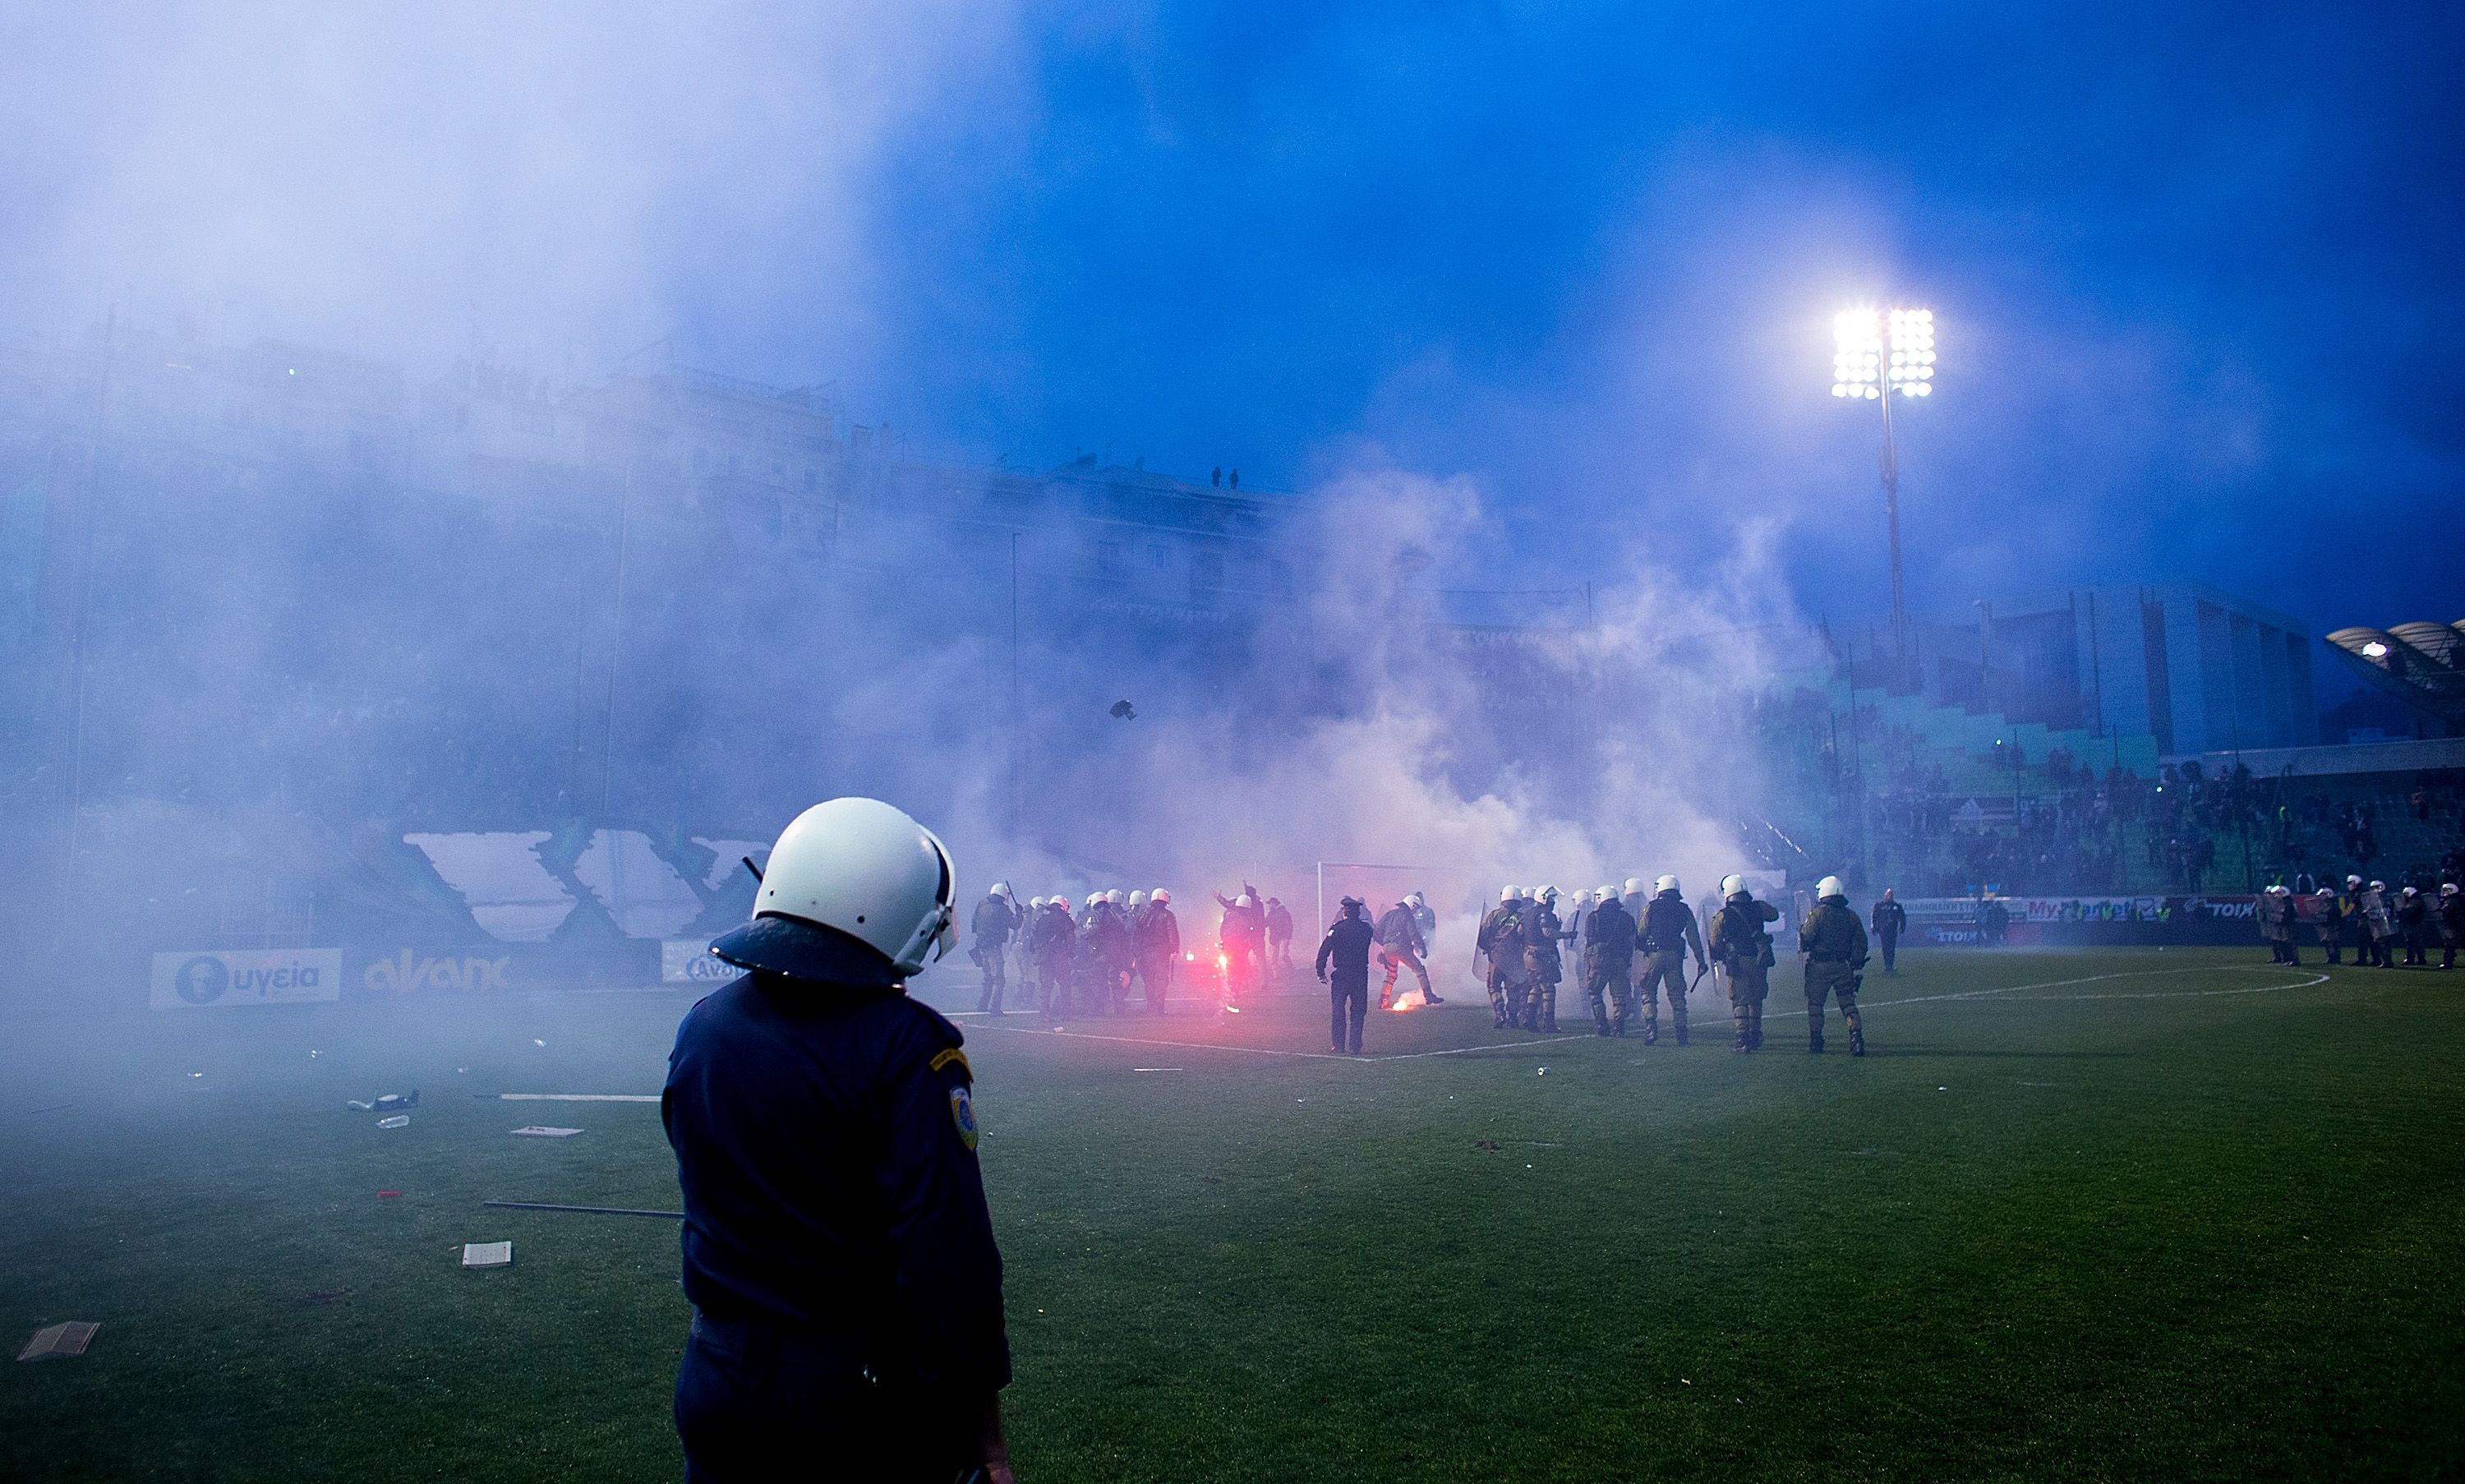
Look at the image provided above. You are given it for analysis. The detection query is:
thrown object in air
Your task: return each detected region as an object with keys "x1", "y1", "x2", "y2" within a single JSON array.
[
  {"x1": 509, "y1": 1126, "x2": 583, "y2": 1138},
  {"x1": 461, "y1": 1242, "x2": 514, "y2": 1269},
  {"x1": 17, "y1": 1322, "x2": 99, "y2": 1362},
  {"x1": 345, "y1": 1099, "x2": 375, "y2": 1111},
  {"x1": 375, "y1": 1090, "x2": 418, "y2": 1111},
  {"x1": 377, "y1": 1115, "x2": 411, "y2": 1129},
  {"x1": 1109, "y1": 700, "x2": 1136, "y2": 720}
]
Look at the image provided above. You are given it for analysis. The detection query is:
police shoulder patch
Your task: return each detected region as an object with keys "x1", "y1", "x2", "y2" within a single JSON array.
[
  {"x1": 949, "y1": 1084, "x2": 979, "y2": 1150},
  {"x1": 929, "y1": 1047, "x2": 972, "y2": 1080}
]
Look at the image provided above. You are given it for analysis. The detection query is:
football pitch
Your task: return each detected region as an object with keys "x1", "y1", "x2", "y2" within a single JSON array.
[{"x1": 4, "y1": 947, "x2": 2461, "y2": 1481}]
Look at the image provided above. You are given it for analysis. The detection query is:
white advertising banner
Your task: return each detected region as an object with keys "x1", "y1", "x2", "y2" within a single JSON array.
[
  {"x1": 150, "y1": 948, "x2": 344, "y2": 1010},
  {"x1": 662, "y1": 938, "x2": 743, "y2": 986}
]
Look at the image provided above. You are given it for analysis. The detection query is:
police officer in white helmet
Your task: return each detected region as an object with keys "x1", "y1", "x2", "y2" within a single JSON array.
[{"x1": 666, "y1": 798, "x2": 1013, "y2": 1482}]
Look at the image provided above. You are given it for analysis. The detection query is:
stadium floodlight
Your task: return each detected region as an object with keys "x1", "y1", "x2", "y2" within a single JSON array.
[{"x1": 1832, "y1": 304, "x2": 1938, "y2": 684}]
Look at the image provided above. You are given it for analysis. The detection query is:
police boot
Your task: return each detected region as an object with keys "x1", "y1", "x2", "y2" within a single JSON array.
[
  {"x1": 1592, "y1": 1015, "x2": 1611, "y2": 1037},
  {"x1": 1748, "y1": 1007, "x2": 1764, "y2": 1051},
  {"x1": 1733, "y1": 1010, "x2": 1753, "y2": 1053},
  {"x1": 1845, "y1": 1006, "x2": 1865, "y2": 1057},
  {"x1": 1612, "y1": 1016, "x2": 1626, "y2": 1037},
  {"x1": 1643, "y1": 1011, "x2": 1659, "y2": 1046},
  {"x1": 1808, "y1": 1029, "x2": 1824, "y2": 1054}
]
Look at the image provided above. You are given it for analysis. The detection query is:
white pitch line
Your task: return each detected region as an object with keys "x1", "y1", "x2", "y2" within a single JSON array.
[
  {"x1": 496, "y1": 1093, "x2": 661, "y2": 1102},
  {"x1": 1758, "y1": 965, "x2": 2330, "y2": 1020},
  {"x1": 967, "y1": 1020, "x2": 1592, "y2": 1063}
]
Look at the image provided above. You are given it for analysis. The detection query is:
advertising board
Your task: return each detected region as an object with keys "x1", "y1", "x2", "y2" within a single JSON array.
[
  {"x1": 150, "y1": 948, "x2": 344, "y2": 1010},
  {"x1": 663, "y1": 938, "x2": 744, "y2": 985}
]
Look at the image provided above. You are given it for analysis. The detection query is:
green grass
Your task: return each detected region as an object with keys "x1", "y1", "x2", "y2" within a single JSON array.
[{"x1": 4, "y1": 949, "x2": 2462, "y2": 1481}]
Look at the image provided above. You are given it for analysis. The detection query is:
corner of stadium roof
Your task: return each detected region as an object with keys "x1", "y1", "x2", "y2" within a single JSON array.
[{"x1": 2324, "y1": 619, "x2": 2465, "y2": 732}]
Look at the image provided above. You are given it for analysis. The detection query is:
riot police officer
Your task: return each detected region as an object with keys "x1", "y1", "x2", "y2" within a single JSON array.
[
  {"x1": 1635, "y1": 875, "x2": 1706, "y2": 1046},
  {"x1": 970, "y1": 883, "x2": 1020, "y2": 1014},
  {"x1": 666, "y1": 797, "x2": 1013, "y2": 1482},
  {"x1": 1316, "y1": 895, "x2": 1377, "y2": 1054},
  {"x1": 1581, "y1": 883, "x2": 1637, "y2": 1036},
  {"x1": 1798, "y1": 874, "x2": 1868, "y2": 1056},
  {"x1": 1707, "y1": 873, "x2": 1780, "y2": 1053},
  {"x1": 1477, "y1": 887, "x2": 1530, "y2": 1030}
]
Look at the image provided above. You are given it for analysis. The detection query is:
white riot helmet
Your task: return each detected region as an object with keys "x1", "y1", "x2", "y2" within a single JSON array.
[
  {"x1": 1721, "y1": 873, "x2": 1747, "y2": 897},
  {"x1": 711, "y1": 797, "x2": 956, "y2": 989},
  {"x1": 1128, "y1": 890, "x2": 1148, "y2": 908},
  {"x1": 1404, "y1": 892, "x2": 1423, "y2": 908},
  {"x1": 990, "y1": 881, "x2": 1012, "y2": 901},
  {"x1": 1085, "y1": 892, "x2": 1105, "y2": 910},
  {"x1": 1107, "y1": 888, "x2": 1127, "y2": 906},
  {"x1": 2444, "y1": 883, "x2": 2458, "y2": 896},
  {"x1": 1624, "y1": 878, "x2": 1646, "y2": 897},
  {"x1": 2401, "y1": 886, "x2": 2417, "y2": 897},
  {"x1": 1500, "y1": 885, "x2": 1519, "y2": 902},
  {"x1": 1153, "y1": 888, "x2": 1172, "y2": 905},
  {"x1": 2370, "y1": 880, "x2": 2386, "y2": 892},
  {"x1": 2348, "y1": 875, "x2": 2364, "y2": 887},
  {"x1": 1517, "y1": 886, "x2": 1536, "y2": 901},
  {"x1": 1236, "y1": 893, "x2": 1256, "y2": 908},
  {"x1": 1817, "y1": 875, "x2": 1846, "y2": 900},
  {"x1": 1539, "y1": 885, "x2": 1559, "y2": 901},
  {"x1": 1655, "y1": 874, "x2": 1679, "y2": 895},
  {"x1": 1598, "y1": 884, "x2": 1619, "y2": 901},
  {"x1": 1028, "y1": 896, "x2": 1046, "y2": 910}
]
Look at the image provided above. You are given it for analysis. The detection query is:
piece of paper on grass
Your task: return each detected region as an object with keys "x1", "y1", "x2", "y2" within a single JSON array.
[
  {"x1": 510, "y1": 1126, "x2": 583, "y2": 1137},
  {"x1": 461, "y1": 1242, "x2": 513, "y2": 1269},
  {"x1": 17, "y1": 1322, "x2": 99, "y2": 1362}
]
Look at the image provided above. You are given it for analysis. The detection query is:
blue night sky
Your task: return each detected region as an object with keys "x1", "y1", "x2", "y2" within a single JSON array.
[{"x1": 7, "y1": 2, "x2": 2460, "y2": 638}]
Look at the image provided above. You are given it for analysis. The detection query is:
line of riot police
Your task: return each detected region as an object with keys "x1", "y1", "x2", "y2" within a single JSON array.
[
  {"x1": 1477, "y1": 874, "x2": 1869, "y2": 1054},
  {"x1": 966, "y1": 883, "x2": 1185, "y2": 1017}
]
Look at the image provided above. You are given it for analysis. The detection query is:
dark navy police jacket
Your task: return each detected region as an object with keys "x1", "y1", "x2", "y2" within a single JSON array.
[{"x1": 663, "y1": 971, "x2": 1011, "y2": 1401}]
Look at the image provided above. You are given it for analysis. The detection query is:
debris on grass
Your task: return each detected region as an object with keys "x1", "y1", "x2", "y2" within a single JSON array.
[
  {"x1": 301, "y1": 1288, "x2": 352, "y2": 1307},
  {"x1": 532, "y1": 1039, "x2": 546, "y2": 1047},
  {"x1": 17, "y1": 1322, "x2": 99, "y2": 1362},
  {"x1": 510, "y1": 1126, "x2": 583, "y2": 1138},
  {"x1": 1474, "y1": 1140, "x2": 1499, "y2": 1150},
  {"x1": 462, "y1": 1242, "x2": 514, "y2": 1269},
  {"x1": 377, "y1": 1115, "x2": 410, "y2": 1129},
  {"x1": 377, "y1": 1190, "x2": 402, "y2": 1199},
  {"x1": 347, "y1": 1099, "x2": 374, "y2": 1110},
  {"x1": 1537, "y1": 1067, "x2": 1549, "y2": 1076},
  {"x1": 375, "y1": 1090, "x2": 419, "y2": 1111}
]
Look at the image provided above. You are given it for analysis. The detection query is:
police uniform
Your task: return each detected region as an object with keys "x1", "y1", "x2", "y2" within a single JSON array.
[
  {"x1": 1375, "y1": 901, "x2": 1434, "y2": 1007},
  {"x1": 1797, "y1": 894, "x2": 1868, "y2": 1055},
  {"x1": 970, "y1": 894, "x2": 1019, "y2": 1013},
  {"x1": 1707, "y1": 891, "x2": 1780, "y2": 1053},
  {"x1": 1316, "y1": 901, "x2": 1377, "y2": 1054},
  {"x1": 1522, "y1": 901, "x2": 1564, "y2": 1032},
  {"x1": 1870, "y1": 896, "x2": 1907, "y2": 972},
  {"x1": 2439, "y1": 887, "x2": 2464, "y2": 970},
  {"x1": 666, "y1": 975, "x2": 1008, "y2": 1482},
  {"x1": 1635, "y1": 891, "x2": 1706, "y2": 1046},
  {"x1": 2315, "y1": 890, "x2": 2345, "y2": 963},
  {"x1": 1581, "y1": 895, "x2": 1638, "y2": 1036},
  {"x1": 1139, "y1": 901, "x2": 1180, "y2": 1011},
  {"x1": 1477, "y1": 901, "x2": 1529, "y2": 1029},
  {"x1": 1033, "y1": 902, "x2": 1077, "y2": 1016}
]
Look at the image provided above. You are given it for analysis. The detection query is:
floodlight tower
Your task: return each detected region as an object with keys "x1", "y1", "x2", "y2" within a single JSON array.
[{"x1": 1831, "y1": 306, "x2": 1936, "y2": 684}]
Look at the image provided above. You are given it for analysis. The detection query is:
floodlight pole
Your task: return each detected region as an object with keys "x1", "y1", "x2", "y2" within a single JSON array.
[{"x1": 1878, "y1": 383, "x2": 1908, "y2": 684}]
